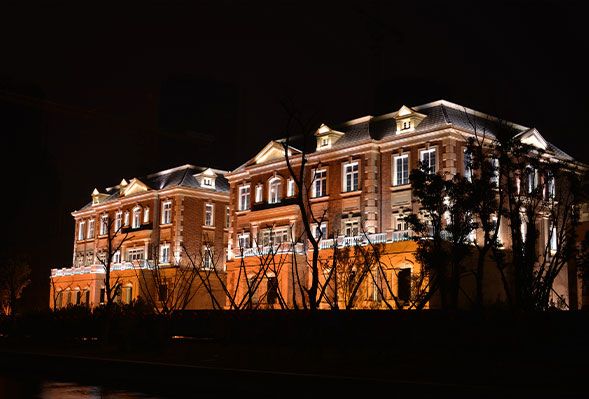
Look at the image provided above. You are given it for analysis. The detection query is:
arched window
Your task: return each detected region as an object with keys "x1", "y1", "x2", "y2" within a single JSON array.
[
  {"x1": 397, "y1": 266, "x2": 412, "y2": 303},
  {"x1": 132, "y1": 207, "x2": 141, "y2": 228},
  {"x1": 268, "y1": 178, "x2": 281, "y2": 204}
]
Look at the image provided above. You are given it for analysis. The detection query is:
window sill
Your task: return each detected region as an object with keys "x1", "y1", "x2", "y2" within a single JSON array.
[
  {"x1": 236, "y1": 209, "x2": 250, "y2": 215},
  {"x1": 390, "y1": 184, "x2": 411, "y2": 192},
  {"x1": 309, "y1": 195, "x2": 330, "y2": 202},
  {"x1": 203, "y1": 225, "x2": 215, "y2": 230},
  {"x1": 340, "y1": 190, "x2": 361, "y2": 198},
  {"x1": 160, "y1": 223, "x2": 173, "y2": 227}
]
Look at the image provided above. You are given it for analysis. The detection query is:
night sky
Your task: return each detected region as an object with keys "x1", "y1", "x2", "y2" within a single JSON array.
[{"x1": 1, "y1": 0, "x2": 587, "y2": 309}]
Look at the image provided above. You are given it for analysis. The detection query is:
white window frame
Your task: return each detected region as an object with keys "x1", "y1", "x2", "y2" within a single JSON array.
[
  {"x1": 239, "y1": 185, "x2": 250, "y2": 211},
  {"x1": 238, "y1": 233, "x2": 250, "y2": 249},
  {"x1": 127, "y1": 248, "x2": 145, "y2": 262},
  {"x1": 312, "y1": 222, "x2": 328, "y2": 240},
  {"x1": 160, "y1": 245, "x2": 170, "y2": 264},
  {"x1": 87, "y1": 219, "x2": 94, "y2": 239},
  {"x1": 124, "y1": 211, "x2": 129, "y2": 226},
  {"x1": 203, "y1": 177, "x2": 213, "y2": 187},
  {"x1": 132, "y1": 207, "x2": 141, "y2": 228},
  {"x1": 162, "y1": 201, "x2": 172, "y2": 224},
  {"x1": 287, "y1": 178, "x2": 295, "y2": 197},
  {"x1": 313, "y1": 169, "x2": 327, "y2": 198},
  {"x1": 143, "y1": 207, "x2": 150, "y2": 223},
  {"x1": 393, "y1": 214, "x2": 408, "y2": 231},
  {"x1": 225, "y1": 206, "x2": 230, "y2": 228},
  {"x1": 464, "y1": 149, "x2": 472, "y2": 182},
  {"x1": 268, "y1": 178, "x2": 281, "y2": 204},
  {"x1": 342, "y1": 161, "x2": 359, "y2": 192},
  {"x1": 550, "y1": 225, "x2": 557, "y2": 254},
  {"x1": 113, "y1": 250, "x2": 121, "y2": 264},
  {"x1": 255, "y1": 185, "x2": 263, "y2": 203},
  {"x1": 204, "y1": 204, "x2": 214, "y2": 227},
  {"x1": 100, "y1": 215, "x2": 108, "y2": 236},
  {"x1": 526, "y1": 166, "x2": 538, "y2": 193},
  {"x1": 393, "y1": 154, "x2": 409, "y2": 186},
  {"x1": 78, "y1": 221, "x2": 85, "y2": 241},
  {"x1": 202, "y1": 247, "x2": 213, "y2": 270},
  {"x1": 546, "y1": 175, "x2": 555, "y2": 200},
  {"x1": 420, "y1": 148, "x2": 436, "y2": 174},
  {"x1": 115, "y1": 211, "x2": 122, "y2": 233},
  {"x1": 343, "y1": 219, "x2": 359, "y2": 237},
  {"x1": 491, "y1": 157, "x2": 499, "y2": 187}
]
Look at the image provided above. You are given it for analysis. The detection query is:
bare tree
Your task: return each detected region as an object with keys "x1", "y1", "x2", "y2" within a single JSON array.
[
  {"x1": 96, "y1": 216, "x2": 132, "y2": 312},
  {"x1": 0, "y1": 257, "x2": 31, "y2": 317}
]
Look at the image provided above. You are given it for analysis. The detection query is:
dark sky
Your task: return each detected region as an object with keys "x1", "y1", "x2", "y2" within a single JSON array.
[{"x1": 1, "y1": 0, "x2": 587, "y2": 308}]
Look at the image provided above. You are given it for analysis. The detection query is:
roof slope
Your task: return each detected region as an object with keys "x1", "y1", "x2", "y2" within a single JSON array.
[{"x1": 78, "y1": 164, "x2": 229, "y2": 211}]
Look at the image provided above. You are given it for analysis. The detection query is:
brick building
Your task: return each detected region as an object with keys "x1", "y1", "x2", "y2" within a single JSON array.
[
  {"x1": 50, "y1": 100, "x2": 587, "y2": 311},
  {"x1": 224, "y1": 100, "x2": 587, "y2": 309},
  {"x1": 50, "y1": 164, "x2": 229, "y2": 310}
]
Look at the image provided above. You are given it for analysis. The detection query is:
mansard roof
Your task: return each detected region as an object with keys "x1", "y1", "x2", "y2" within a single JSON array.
[
  {"x1": 78, "y1": 164, "x2": 229, "y2": 211},
  {"x1": 326, "y1": 99, "x2": 572, "y2": 160}
]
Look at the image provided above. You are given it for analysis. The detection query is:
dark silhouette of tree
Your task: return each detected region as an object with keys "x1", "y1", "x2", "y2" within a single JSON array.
[{"x1": 0, "y1": 257, "x2": 31, "y2": 317}]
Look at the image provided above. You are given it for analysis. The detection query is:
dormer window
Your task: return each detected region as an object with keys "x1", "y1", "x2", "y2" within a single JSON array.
[
  {"x1": 401, "y1": 120, "x2": 411, "y2": 130},
  {"x1": 197, "y1": 168, "x2": 216, "y2": 188},
  {"x1": 315, "y1": 124, "x2": 344, "y2": 151},
  {"x1": 203, "y1": 177, "x2": 212, "y2": 186}
]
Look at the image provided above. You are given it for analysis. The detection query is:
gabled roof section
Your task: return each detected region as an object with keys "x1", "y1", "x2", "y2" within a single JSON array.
[
  {"x1": 122, "y1": 178, "x2": 150, "y2": 196},
  {"x1": 515, "y1": 128, "x2": 548, "y2": 150},
  {"x1": 247, "y1": 140, "x2": 302, "y2": 167}
]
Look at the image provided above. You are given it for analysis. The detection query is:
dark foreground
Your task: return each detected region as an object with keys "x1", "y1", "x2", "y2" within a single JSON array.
[{"x1": 1, "y1": 310, "x2": 588, "y2": 398}]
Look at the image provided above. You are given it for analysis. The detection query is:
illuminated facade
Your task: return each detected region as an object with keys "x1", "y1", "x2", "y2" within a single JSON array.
[
  {"x1": 51, "y1": 100, "x2": 587, "y2": 310},
  {"x1": 225, "y1": 100, "x2": 587, "y2": 309},
  {"x1": 50, "y1": 164, "x2": 230, "y2": 309}
]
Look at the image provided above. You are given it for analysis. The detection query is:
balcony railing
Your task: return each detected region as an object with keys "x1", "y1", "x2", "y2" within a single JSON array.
[
  {"x1": 51, "y1": 260, "x2": 154, "y2": 277},
  {"x1": 233, "y1": 242, "x2": 306, "y2": 258}
]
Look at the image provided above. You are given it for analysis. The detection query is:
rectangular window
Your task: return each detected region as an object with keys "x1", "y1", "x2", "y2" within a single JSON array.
[
  {"x1": 343, "y1": 219, "x2": 359, "y2": 237},
  {"x1": 268, "y1": 179, "x2": 281, "y2": 204},
  {"x1": 239, "y1": 186, "x2": 250, "y2": 211},
  {"x1": 226, "y1": 206, "x2": 230, "y2": 228},
  {"x1": 547, "y1": 176, "x2": 555, "y2": 200},
  {"x1": 464, "y1": 150, "x2": 472, "y2": 182},
  {"x1": 143, "y1": 207, "x2": 149, "y2": 223},
  {"x1": 78, "y1": 221, "x2": 86, "y2": 241},
  {"x1": 124, "y1": 211, "x2": 129, "y2": 226},
  {"x1": 205, "y1": 204, "x2": 214, "y2": 226},
  {"x1": 394, "y1": 215, "x2": 408, "y2": 231},
  {"x1": 115, "y1": 212, "x2": 122, "y2": 233},
  {"x1": 122, "y1": 286, "x2": 133, "y2": 305},
  {"x1": 160, "y1": 245, "x2": 170, "y2": 264},
  {"x1": 421, "y1": 149, "x2": 436, "y2": 174},
  {"x1": 113, "y1": 251, "x2": 121, "y2": 264},
  {"x1": 491, "y1": 215, "x2": 502, "y2": 246},
  {"x1": 127, "y1": 248, "x2": 144, "y2": 262},
  {"x1": 158, "y1": 284, "x2": 168, "y2": 302},
  {"x1": 313, "y1": 223, "x2": 328, "y2": 240},
  {"x1": 550, "y1": 226, "x2": 557, "y2": 253},
  {"x1": 527, "y1": 167, "x2": 537, "y2": 193},
  {"x1": 313, "y1": 170, "x2": 327, "y2": 197},
  {"x1": 491, "y1": 157, "x2": 499, "y2": 187},
  {"x1": 255, "y1": 185, "x2": 262, "y2": 203},
  {"x1": 267, "y1": 277, "x2": 278, "y2": 305},
  {"x1": 87, "y1": 219, "x2": 94, "y2": 239},
  {"x1": 100, "y1": 215, "x2": 108, "y2": 235},
  {"x1": 394, "y1": 155, "x2": 409, "y2": 186},
  {"x1": 162, "y1": 201, "x2": 172, "y2": 224},
  {"x1": 132, "y1": 208, "x2": 141, "y2": 228},
  {"x1": 343, "y1": 162, "x2": 359, "y2": 192},
  {"x1": 99, "y1": 288, "x2": 106, "y2": 304},
  {"x1": 287, "y1": 179, "x2": 295, "y2": 197},
  {"x1": 238, "y1": 233, "x2": 250, "y2": 249},
  {"x1": 397, "y1": 268, "x2": 411, "y2": 302},
  {"x1": 203, "y1": 247, "x2": 213, "y2": 270}
]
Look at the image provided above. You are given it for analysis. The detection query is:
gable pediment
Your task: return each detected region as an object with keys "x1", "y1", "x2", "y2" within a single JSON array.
[
  {"x1": 249, "y1": 141, "x2": 301, "y2": 166},
  {"x1": 122, "y1": 178, "x2": 150, "y2": 196},
  {"x1": 519, "y1": 128, "x2": 547, "y2": 150}
]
